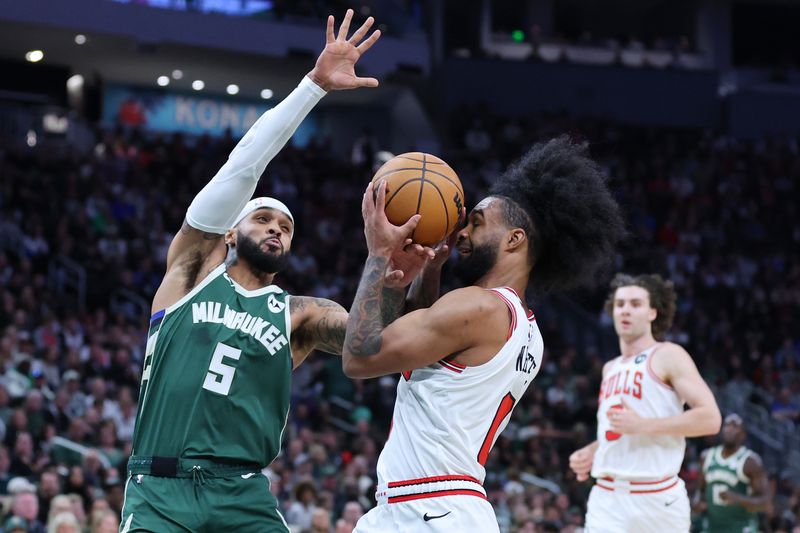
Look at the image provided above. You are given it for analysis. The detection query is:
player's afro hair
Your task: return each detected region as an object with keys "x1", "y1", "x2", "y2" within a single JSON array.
[{"x1": 490, "y1": 135, "x2": 626, "y2": 292}]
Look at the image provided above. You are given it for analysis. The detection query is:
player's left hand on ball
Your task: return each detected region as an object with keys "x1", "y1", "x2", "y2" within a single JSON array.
[
  {"x1": 384, "y1": 239, "x2": 435, "y2": 289},
  {"x1": 607, "y1": 398, "x2": 646, "y2": 435},
  {"x1": 362, "y1": 181, "x2": 426, "y2": 258}
]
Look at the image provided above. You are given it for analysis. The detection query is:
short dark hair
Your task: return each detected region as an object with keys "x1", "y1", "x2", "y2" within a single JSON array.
[
  {"x1": 604, "y1": 273, "x2": 677, "y2": 340},
  {"x1": 490, "y1": 136, "x2": 626, "y2": 291}
]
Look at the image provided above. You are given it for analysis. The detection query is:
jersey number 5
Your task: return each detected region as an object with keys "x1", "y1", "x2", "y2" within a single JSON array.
[{"x1": 203, "y1": 342, "x2": 241, "y2": 396}]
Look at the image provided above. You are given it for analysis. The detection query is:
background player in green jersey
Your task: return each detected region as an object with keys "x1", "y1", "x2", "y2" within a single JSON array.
[
  {"x1": 696, "y1": 414, "x2": 771, "y2": 533},
  {"x1": 120, "y1": 10, "x2": 390, "y2": 533}
]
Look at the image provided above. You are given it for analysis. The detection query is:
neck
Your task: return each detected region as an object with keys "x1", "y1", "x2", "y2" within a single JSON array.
[
  {"x1": 619, "y1": 333, "x2": 657, "y2": 358},
  {"x1": 225, "y1": 254, "x2": 275, "y2": 289},
  {"x1": 721, "y1": 443, "x2": 740, "y2": 457},
  {"x1": 475, "y1": 264, "x2": 529, "y2": 308}
]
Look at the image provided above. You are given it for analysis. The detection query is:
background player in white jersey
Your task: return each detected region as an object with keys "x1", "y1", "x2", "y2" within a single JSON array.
[
  {"x1": 342, "y1": 137, "x2": 627, "y2": 532},
  {"x1": 695, "y1": 414, "x2": 770, "y2": 533},
  {"x1": 569, "y1": 273, "x2": 722, "y2": 533}
]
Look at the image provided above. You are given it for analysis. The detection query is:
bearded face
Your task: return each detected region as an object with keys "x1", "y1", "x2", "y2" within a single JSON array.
[
  {"x1": 453, "y1": 235, "x2": 500, "y2": 286},
  {"x1": 235, "y1": 229, "x2": 289, "y2": 274}
]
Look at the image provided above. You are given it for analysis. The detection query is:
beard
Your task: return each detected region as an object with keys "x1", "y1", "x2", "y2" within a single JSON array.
[
  {"x1": 453, "y1": 240, "x2": 498, "y2": 286},
  {"x1": 236, "y1": 230, "x2": 289, "y2": 274}
]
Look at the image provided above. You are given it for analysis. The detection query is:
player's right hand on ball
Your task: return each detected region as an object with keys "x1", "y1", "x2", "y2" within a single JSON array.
[
  {"x1": 307, "y1": 9, "x2": 381, "y2": 92},
  {"x1": 569, "y1": 446, "x2": 595, "y2": 482}
]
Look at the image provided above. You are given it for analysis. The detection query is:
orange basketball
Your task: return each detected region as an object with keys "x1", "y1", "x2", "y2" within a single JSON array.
[{"x1": 371, "y1": 152, "x2": 464, "y2": 246}]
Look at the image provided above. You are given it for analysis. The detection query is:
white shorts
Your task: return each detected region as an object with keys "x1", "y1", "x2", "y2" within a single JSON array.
[
  {"x1": 586, "y1": 476, "x2": 690, "y2": 533},
  {"x1": 354, "y1": 495, "x2": 498, "y2": 533}
]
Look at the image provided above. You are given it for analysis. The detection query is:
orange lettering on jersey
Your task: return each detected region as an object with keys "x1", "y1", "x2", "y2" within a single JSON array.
[{"x1": 633, "y1": 371, "x2": 643, "y2": 399}]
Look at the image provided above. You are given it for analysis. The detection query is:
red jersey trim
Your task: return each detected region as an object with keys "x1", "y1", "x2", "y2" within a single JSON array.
[
  {"x1": 387, "y1": 488, "x2": 488, "y2": 504},
  {"x1": 600, "y1": 475, "x2": 674, "y2": 485},
  {"x1": 595, "y1": 479, "x2": 679, "y2": 494},
  {"x1": 438, "y1": 360, "x2": 464, "y2": 374},
  {"x1": 490, "y1": 289, "x2": 517, "y2": 340},
  {"x1": 645, "y1": 344, "x2": 674, "y2": 391},
  {"x1": 503, "y1": 286, "x2": 535, "y2": 321},
  {"x1": 387, "y1": 474, "x2": 481, "y2": 488}
]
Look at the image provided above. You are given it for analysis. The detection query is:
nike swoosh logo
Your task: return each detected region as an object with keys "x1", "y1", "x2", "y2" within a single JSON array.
[
  {"x1": 423, "y1": 511, "x2": 451, "y2": 522},
  {"x1": 665, "y1": 499, "x2": 678, "y2": 506},
  {"x1": 241, "y1": 473, "x2": 256, "y2": 479}
]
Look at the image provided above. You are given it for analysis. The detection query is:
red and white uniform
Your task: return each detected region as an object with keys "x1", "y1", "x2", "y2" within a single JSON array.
[
  {"x1": 355, "y1": 287, "x2": 543, "y2": 533},
  {"x1": 587, "y1": 343, "x2": 691, "y2": 532}
]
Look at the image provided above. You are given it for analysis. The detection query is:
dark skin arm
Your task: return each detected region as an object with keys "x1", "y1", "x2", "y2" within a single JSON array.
[
  {"x1": 720, "y1": 454, "x2": 772, "y2": 513},
  {"x1": 693, "y1": 450, "x2": 709, "y2": 513}
]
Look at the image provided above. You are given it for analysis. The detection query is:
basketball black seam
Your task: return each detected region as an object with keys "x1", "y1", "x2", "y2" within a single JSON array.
[
  {"x1": 395, "y1": 155, "x2": 446, "y2": 164},
  {"x1": 424, "y1": 179, "x2": 450, "y2": 237},
  {"x1": 413, "y1": 154, "x2": 428, "y2": 242},
  {"x1": 375, "y1": 167, "x2": 461, "y2": 193},
  {"x1": 384, "y1": 179, "x2": 422, "y2": 209}
]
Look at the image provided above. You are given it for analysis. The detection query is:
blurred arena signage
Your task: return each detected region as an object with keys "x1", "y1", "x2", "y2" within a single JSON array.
[{"x1": 102, "y1": 84, "x2": 317, "y2": 142}]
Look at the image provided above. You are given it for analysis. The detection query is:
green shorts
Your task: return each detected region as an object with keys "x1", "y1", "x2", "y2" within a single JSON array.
[{"x1": 121, "y1": 458, "x2": 288, "y2": 533}]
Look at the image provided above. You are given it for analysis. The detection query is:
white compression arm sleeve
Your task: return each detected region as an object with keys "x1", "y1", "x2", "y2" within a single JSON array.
[{"x1": 185, "y1": 76, "x2": 326, "y2": 233}]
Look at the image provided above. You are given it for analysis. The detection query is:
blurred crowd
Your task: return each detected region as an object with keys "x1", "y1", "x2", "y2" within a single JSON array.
[{"x1": 0, "y1": 106, "x2": 798, "y2": 532}]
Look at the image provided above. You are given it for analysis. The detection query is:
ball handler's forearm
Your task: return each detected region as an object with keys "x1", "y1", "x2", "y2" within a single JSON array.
[
  {"x1": 405, "y1": 265, "x2": 443, "y2": 312},
  {"x1": 185, "y1": 77, "x2": 326, "y2": 233}
]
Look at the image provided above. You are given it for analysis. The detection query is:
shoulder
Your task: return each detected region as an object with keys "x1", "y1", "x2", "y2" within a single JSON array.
[
  {"x1": 430, "y1": 286, "x2": 510, "y2": 319},
  {"x1": 743, "y1": 450, "x2": 764, "y2": 474},
  {"x1": 651, "y1": 341, "x2": 696, "y2": 375},
  {"x1": 602, "y1": 357, "x2": 619, "y2": 377}
]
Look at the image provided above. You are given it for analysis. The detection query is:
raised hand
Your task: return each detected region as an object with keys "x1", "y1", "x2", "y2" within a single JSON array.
[{"x1": 307, "y1": 9, "x2": 381, "y2": 92}]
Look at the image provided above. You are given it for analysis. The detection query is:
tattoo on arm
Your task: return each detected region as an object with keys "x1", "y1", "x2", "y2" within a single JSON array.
[
  {"x1": 290, "y1": 296, "x2": 347, "y2": 355},
  {"x1": 345, "y1": 256, "x2": 389, "y2": 357},
  {"x1": 311, "y1": 309, "x2": 347, "y2": 354}
]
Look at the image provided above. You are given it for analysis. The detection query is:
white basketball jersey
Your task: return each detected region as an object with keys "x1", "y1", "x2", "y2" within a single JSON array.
[
  {"x1": 591, "y1": 343, "x2": 686, "y2": 480},
  {"x1": 376, "y1": 287, "x2": 543, "y2": 485}
]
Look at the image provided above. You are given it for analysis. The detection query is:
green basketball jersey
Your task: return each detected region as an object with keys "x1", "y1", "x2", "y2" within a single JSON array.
[
  {"x1": 131, "y1": 264, "x2": 293, "y2": 466},
  {"x1": 702, "y1": 445, "x2": 759, "y2": 533}
]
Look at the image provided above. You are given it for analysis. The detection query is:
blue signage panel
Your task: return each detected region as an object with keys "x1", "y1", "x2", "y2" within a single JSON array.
[{"x1": 102, "y1": 84, "x2": 317, "y2": 145}]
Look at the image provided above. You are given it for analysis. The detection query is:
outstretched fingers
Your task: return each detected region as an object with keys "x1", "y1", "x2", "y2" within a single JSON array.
[
  {"x1": 348, "y1": 16, "x2": 374, "y2": 45},
  {"x1": 356, "y1": 29, "x2": 381, "y2": 55},
  {"x1": 337, "y1": 8, "x2": 354, "y2": 41},
  {"x1": 326, "y1": 15, "x2": 335, "y2": 43}
]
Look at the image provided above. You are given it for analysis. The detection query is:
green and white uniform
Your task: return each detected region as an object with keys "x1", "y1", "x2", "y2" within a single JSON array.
[
  {"x1": 702, "y1": 445, "x2": 759, "y2": 533},
  {"x1": 121, "y1": 264, "x2": 293, "y2": 533}
]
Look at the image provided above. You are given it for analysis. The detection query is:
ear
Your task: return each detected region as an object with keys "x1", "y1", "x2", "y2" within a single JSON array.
[
  {"x1": 648, "y1": 307, "x2": 657, "y2": 322},
  {"x1": 506, "y1": 228, "x2": 527, "y2": 252},
  {"x1": 224, "y1": 229, "x2": 236, "y2": 247}
]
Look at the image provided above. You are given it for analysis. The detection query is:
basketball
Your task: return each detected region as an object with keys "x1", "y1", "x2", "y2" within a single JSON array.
[{"x1": 371, "y1": 152, "x2": 464, "y2": 246}]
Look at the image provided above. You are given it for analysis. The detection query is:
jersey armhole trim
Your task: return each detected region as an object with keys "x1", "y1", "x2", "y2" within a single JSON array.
[
  {"x1": 164, "y1": 263, "x2": 226, "y2": 315},
  {"x1": 646, "y1": 343, "x2": 674, "y2": 391},
  {"x1": 489, "y1": 289, "x2": 517, "y2": 341}
]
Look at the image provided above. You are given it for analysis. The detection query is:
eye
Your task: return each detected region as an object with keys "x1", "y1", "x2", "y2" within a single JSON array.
[{"x1": 281, "y1": 226, "x2": 290, "y2": 233}]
